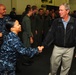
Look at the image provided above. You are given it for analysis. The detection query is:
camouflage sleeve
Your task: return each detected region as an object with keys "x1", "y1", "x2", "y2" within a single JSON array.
[{"x1": 12, "y1": 35, "x2": 39, "y2": 57}]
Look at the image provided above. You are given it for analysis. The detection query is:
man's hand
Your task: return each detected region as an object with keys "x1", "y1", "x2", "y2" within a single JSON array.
[
  {"x1": 30, "y1": 37, "x2": 33, "y2": 44},
  {"x1": 37, "y1": 46, "x2": 44, "y2": 53}
]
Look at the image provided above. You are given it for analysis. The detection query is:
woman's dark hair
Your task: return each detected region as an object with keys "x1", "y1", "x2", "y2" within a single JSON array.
[{"x1": 6, "y1": 19, "x2": 16, "y2": 32}]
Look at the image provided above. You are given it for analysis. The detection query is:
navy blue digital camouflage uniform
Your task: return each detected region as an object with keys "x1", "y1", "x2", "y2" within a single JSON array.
[
  {"x1": 0, "y1": 32, "x2": 39, "y2": 75},
  {"x1": 0, "y1": 15, "x2": 11, "y2": 35},
  {"x1": 0, "y1": 15, "x2": 11, "y2": 46}
]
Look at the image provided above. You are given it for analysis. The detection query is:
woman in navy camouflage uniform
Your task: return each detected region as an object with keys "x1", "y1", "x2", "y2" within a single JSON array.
[{"x1": 0, "y1": 19, "x2": 43, "y2": 75}]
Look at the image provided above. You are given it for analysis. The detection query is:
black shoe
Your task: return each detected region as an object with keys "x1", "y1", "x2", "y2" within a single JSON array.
[
  {"x1": 28, "y1": 59, "x2": 34, "y2": 63},
  {"x1": 22, "y1": 62, "x2": 32, "y2": 66}
]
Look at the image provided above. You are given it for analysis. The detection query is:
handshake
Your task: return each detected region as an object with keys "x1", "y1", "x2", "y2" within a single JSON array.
[{"x1": 37, "y1": 46, "x2": 44, "y2": 53}]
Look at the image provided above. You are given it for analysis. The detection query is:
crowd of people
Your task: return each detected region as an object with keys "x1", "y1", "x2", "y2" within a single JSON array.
[
  {"x1": 0, "y1": 4, "x2": 44, "y2": 75},
  {"x1": 0, "y1": 3, "x2": 76, "y2": 75}
]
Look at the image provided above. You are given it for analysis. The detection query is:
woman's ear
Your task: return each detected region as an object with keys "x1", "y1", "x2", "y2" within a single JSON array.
[{"x1": 10, "y1": 27, "x2": 14, "y2": 32}]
